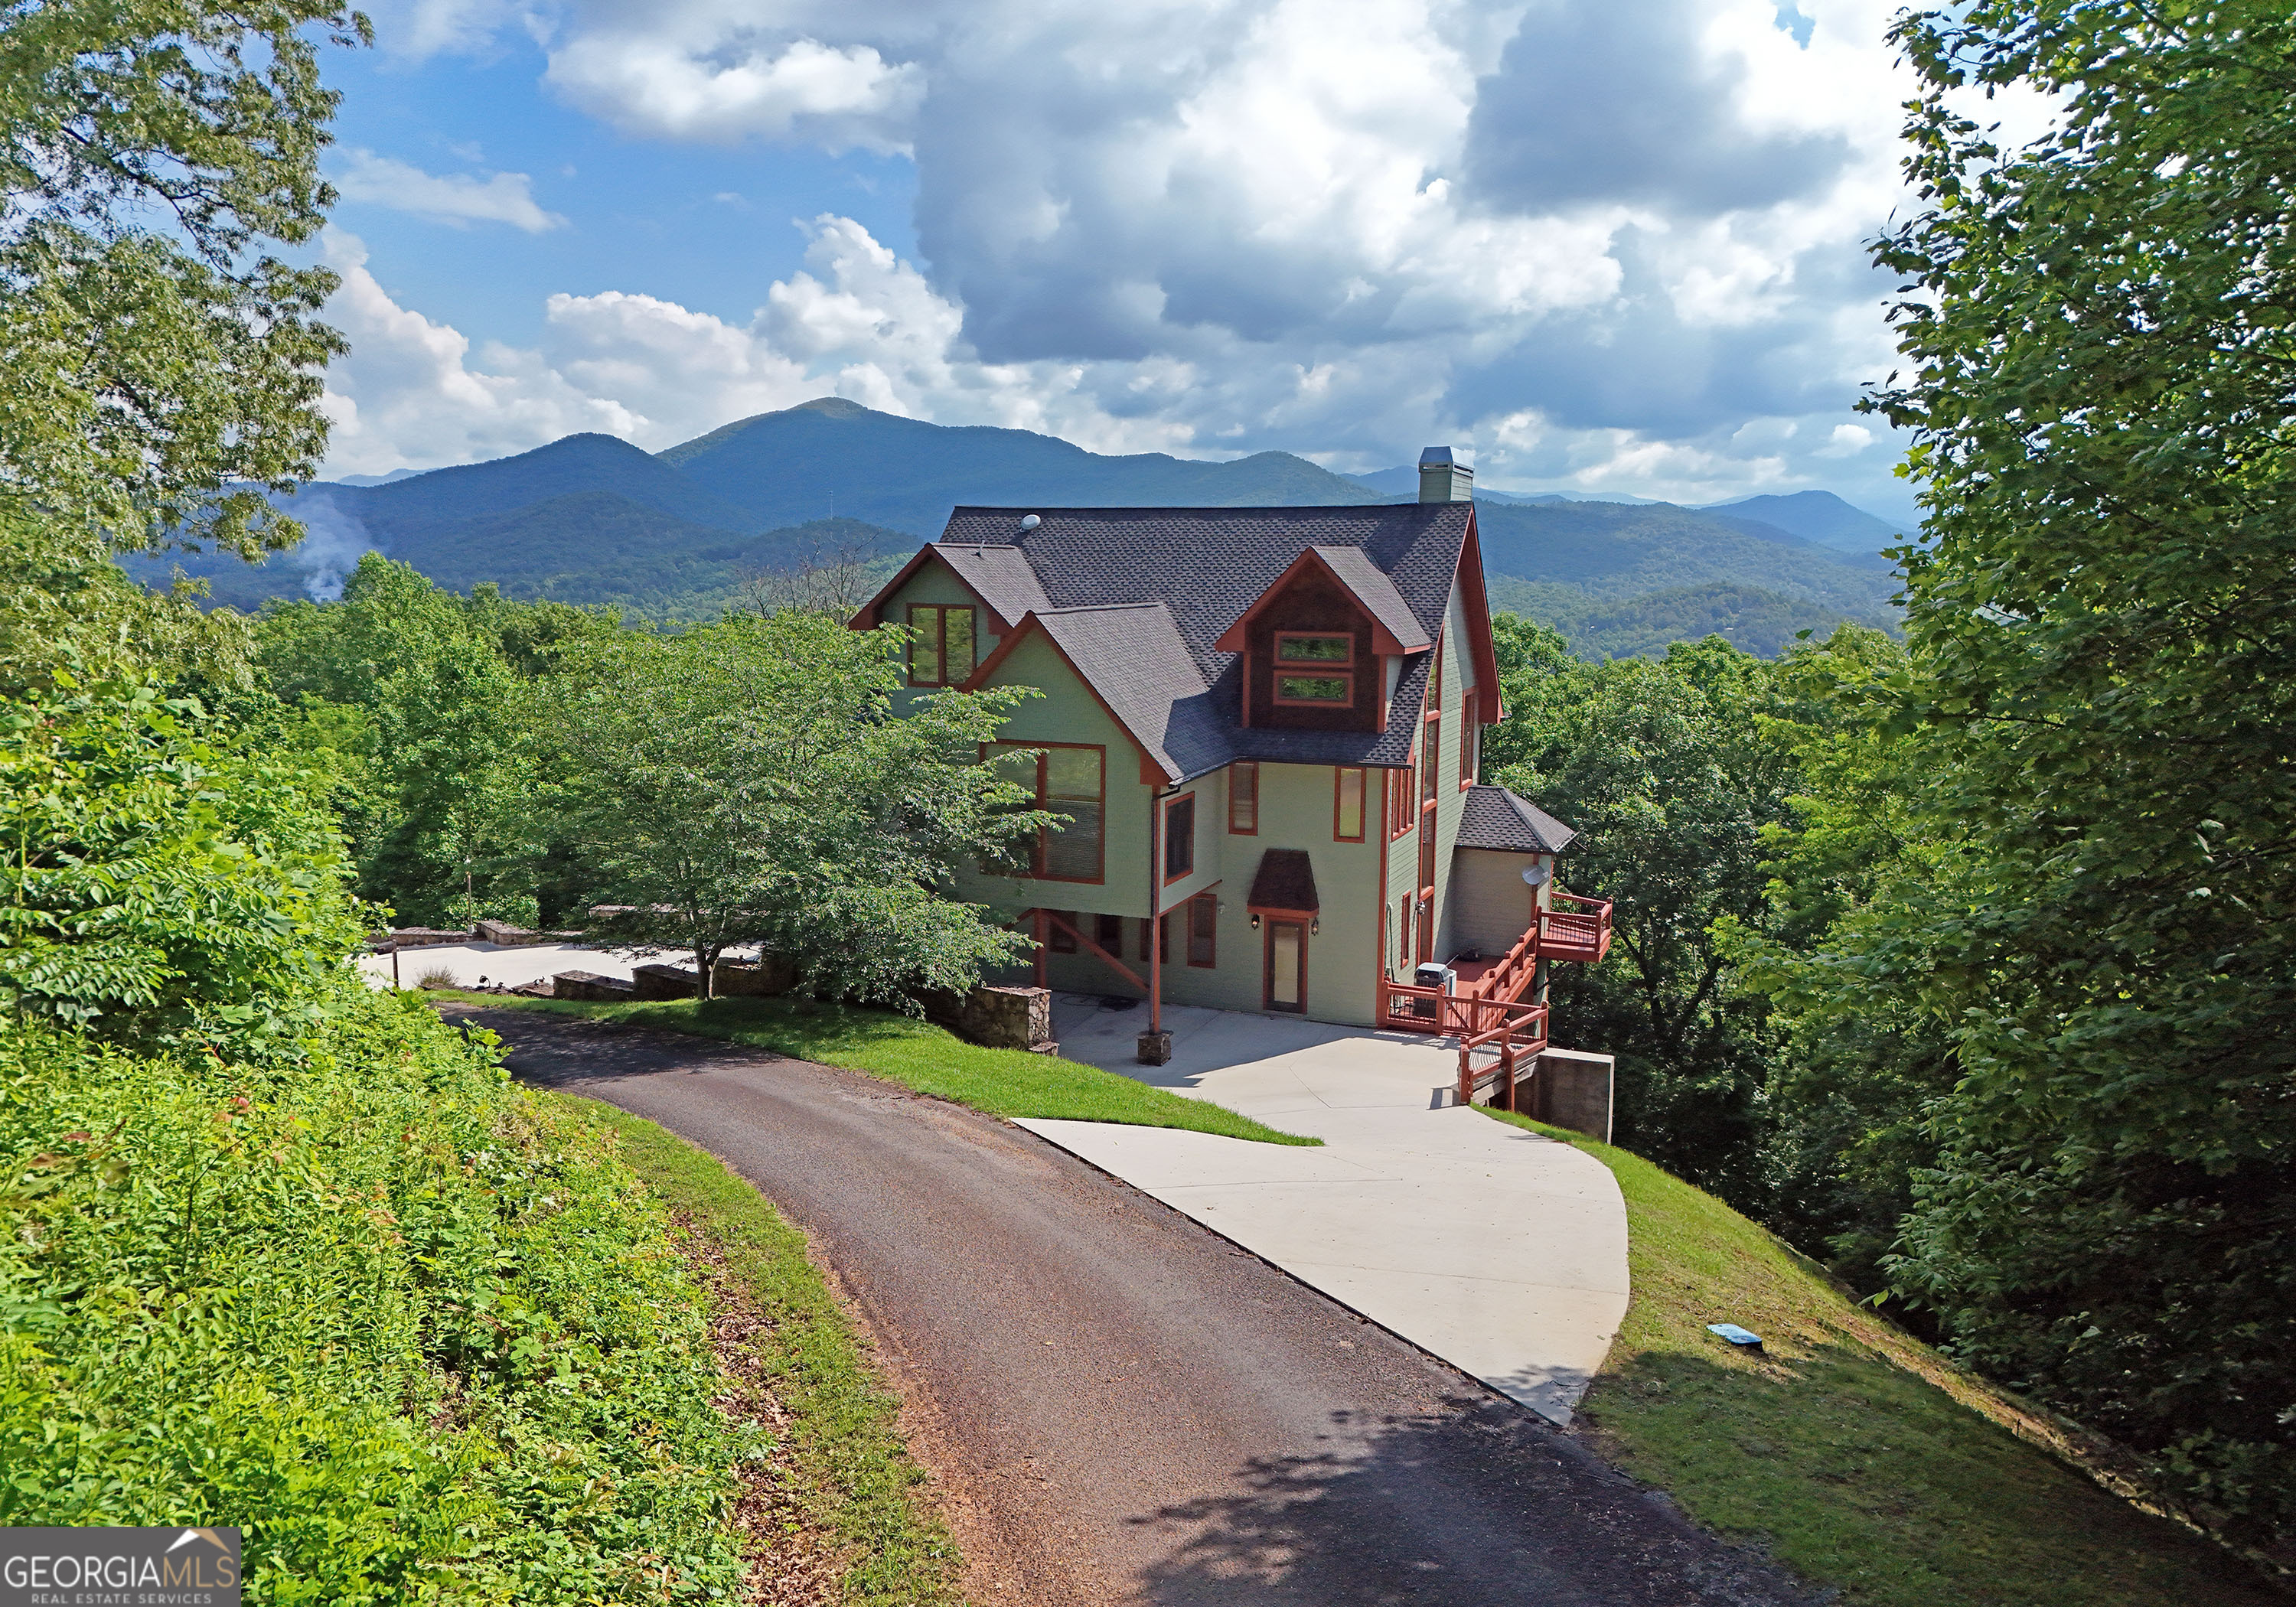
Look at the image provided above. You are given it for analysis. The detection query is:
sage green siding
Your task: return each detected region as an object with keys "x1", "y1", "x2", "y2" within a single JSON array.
[
  {"x1": 875, "y1": 555, "x2": 1003, "y2": 709},
  {"x1": 947, "y1": 631, "x2": 1151, "y2": 925}
]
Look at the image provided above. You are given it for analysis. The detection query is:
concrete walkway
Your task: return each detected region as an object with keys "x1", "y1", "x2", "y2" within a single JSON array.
[
  {"x1": 1017, "y1": 995, "x2": 1630, "y2": 1424},
  {"x1": 355, "y1": 940, "x2": 741, "y2": 993}
]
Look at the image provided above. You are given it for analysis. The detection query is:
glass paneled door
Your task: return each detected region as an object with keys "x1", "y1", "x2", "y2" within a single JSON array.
[{"x1": 1265, "y1": 920, "x2": 1306, "y2": 1013}]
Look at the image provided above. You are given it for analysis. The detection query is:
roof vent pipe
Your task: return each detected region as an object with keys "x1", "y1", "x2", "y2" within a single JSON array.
[{"x1": 1418, "y1": 446, "x2": 1473, "y2": 504}]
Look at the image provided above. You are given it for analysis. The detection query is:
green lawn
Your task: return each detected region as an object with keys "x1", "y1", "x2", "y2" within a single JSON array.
[
  {"x1": 566, "y1": 1097, "x2": 964, "y2": 1605},
  {"x1": 441, "y1": 989, "x2": 1317, "y2": 1146},
  {"x1": 1482, "y1": 1109, "x2": 2278, "y2": 1607}
]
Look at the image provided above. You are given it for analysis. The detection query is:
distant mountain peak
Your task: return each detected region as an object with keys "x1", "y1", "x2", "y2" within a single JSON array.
[{"x1": 789, "y1": 396, "x2": 874, "y2": 419}]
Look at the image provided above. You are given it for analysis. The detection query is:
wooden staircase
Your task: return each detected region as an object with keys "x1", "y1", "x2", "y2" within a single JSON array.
[{"x1": 1375, "y1": 890, "x2": 1614, "y2": 1107}]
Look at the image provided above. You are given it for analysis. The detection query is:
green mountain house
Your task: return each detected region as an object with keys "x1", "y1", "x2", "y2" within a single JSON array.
[{"x1": 852, "y1": 448, "x2": 1612, "y2": 1073}]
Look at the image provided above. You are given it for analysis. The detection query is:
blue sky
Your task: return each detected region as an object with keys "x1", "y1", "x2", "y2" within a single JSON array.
[{"x1": 312, "y1": 0, "x2": 1944, "y2": 523}]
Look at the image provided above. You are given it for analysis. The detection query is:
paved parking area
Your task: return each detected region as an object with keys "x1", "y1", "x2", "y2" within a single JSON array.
[{"x1": 1021, "y1": 995, "x2": 1630, "y2": 1423}]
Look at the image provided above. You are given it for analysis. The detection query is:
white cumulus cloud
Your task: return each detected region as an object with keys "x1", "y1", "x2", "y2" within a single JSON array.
[
  {"x1": 326, "y1": 0, "x2": 1938, "y2": 515},
  {"x1": 333, "y1": 149, "x2": 567, "y2": 233}
]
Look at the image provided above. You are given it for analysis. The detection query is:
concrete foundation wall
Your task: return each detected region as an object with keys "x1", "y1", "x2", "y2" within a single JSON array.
[{"x1": 1530, "y1": 1048, "x2": 1613, "y2": 1143}]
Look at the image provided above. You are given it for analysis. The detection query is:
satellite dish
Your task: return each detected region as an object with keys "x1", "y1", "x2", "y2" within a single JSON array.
[
  {"x1": 1019, "y1": 513, "x2": 1042, "y2": 530},
  {"x1": 1521, "y1": 862, "x2": 1552, "y2": 886}
]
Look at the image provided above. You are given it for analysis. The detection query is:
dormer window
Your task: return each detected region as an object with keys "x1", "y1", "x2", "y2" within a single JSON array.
[
  {"x1": 908, "y1": 605, "x2": 977, "y2": 686},
  {"x1": 1273, "y1": 632, "x2": 1355, "y2": 706}
]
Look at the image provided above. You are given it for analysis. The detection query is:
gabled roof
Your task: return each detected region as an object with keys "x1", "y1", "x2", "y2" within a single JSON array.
[
  {"x1": 931, "y1": 542, "x2": 1052, "y2": 627},
  {"x1": 850, "y1": 541, "x2": 1052, "y2": 631},
  {"x1": 1456, "y1": 785, "x2": 1577, "y2": 855},
  {"x1": 1000, "y1": 604, "x2": 1231, "y2": 783},
  {"x1": 1210, "y1": 544, "x2": 1430, "y2": 656},
  {"x1": 928, "y1": 504, "x2": 1477, "y2": 774}
]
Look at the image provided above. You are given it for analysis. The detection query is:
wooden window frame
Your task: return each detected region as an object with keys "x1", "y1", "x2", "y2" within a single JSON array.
[
  {"x1": 1333, "y1": 766, "x2": 1365, "y2": 842},
  {"x1": 1163, "y1": 792, "x2": 1197, "y2": 884},
  {"x1": 906, "y1": 603, "x2": 978, "y2": 687},
  {"x1": 1388, "y1": 762, "x2": 1415, "y2": 841},
  {"x1": 1048, "y1": 910, "x2": 1078, "y2": 953},
  {"x1": 985, "y1": 741, "x2": 1107, "y2": 885},
  {"x1": 1459, "y1": 715, "x2": 1478, "y2": 790},
  {"x1": 1273, "y1": 670, "x2": 1355, "y2": 707},
  {"x1": 1186, "y1": 892, "x2": 1218, "y2": 968},
  {"x1": 1229, "y1": 761, "x2": 1259, "y2": 835},
  {"x1": 1096, "y1": 911, "x2": 1124, "y2": 958},
  {"x1": 1274, "y1": 631, "x2": 1355, "y2": 668}
]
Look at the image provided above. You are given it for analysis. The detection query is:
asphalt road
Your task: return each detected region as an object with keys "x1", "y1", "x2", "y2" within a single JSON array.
[{"x1": 451, "y1": 1005, "x2": 1814, "y2": 1607}]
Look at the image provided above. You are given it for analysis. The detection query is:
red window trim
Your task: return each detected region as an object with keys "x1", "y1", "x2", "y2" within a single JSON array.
[
  {"x1": 1272, "y1": 670, "x2": 1355, "y2": 708},
  {"x1": 1096, "y1": 911, "x2": 1124, "y2": 957},
  {"x1": 1273, "y1": 631, "x2": 1355, "y2": 667},
  {"x1": 1186, "y1": 892, "x2": 1218, "y2": 968},
  {"x1": 1263, "y1": 916, "x2": 1309, "y2": 1013},
  {"x1": 1163, "y1": 791, "x2": 1198, "y2": 885},
  {"x1": 1049, "y1": 909, "x2": 1078, "y2": 952},
  {"x1": 1333, "y1": 766, "x2": 1366, "y2": 843},
  {"x1": 986, "y1": 740, "x2": 1107, "y2": 885},
  {"x1": 1229, "y1": 760, "x2": 1259, "y2": 835},
  {"x1": 1388, "y1": 763, "x2": 1415, "y2": 841},
  {"x1": 1459, "y1": 717, "x2": 1478, "y2": 790},
  {"x1": 906, "y1": 603, "x2": 978, "y2": 687}
]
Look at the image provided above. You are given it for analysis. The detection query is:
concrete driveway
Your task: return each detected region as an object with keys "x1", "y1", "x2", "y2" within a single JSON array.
[{"x1": 1020, "y1": 995, "x2": 1631, "y2": 1424}]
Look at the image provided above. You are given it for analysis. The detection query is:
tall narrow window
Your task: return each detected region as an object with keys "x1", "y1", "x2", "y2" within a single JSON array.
[
  {"x1": 1044, "y1": 747, "x2": 1104, "y2": 881},
  {"x1": 1049, "y1": 911, "x2": 1078, "y2": 953},
  {"x1": 1460, "y1": 716, "x2": 1478, "y2": 788},
  {"x1": 1420, "y1": 719, "x2": 1441, "y2": 809},
  {"x1": 1388, "y1": 764, "x2": 1414, "y2": 839},
  {"x1": 1163, "y1": 793, "x2": 1196, "y2": 882},
  {"x1": 983, "y1": 743, "x2": 1104, "y2": 883},
  {"x1": 1229, "y1": 761, "x2": 1259, "y2": 834},
  {"x1": 906, "y1": 604, "x2": 977, "y2": 686},
  {"x1": 1096, "y1": 912, "x2": 1124, "y2": 957},
  {"x1": 1187, "y1": 894, "x2": 1218, "y2": 967},
  {"x1": 1334, "y1": 767, "x2": 1365, "y2": 841}
]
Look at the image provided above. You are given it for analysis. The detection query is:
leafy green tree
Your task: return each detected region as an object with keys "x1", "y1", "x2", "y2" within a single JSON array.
[
  {"x1": 0, "y1": 0, "x2": 366, "y2": 556},
  {"x1": 256, "y1": 557, "x2": 616, "y2": 926},
  {"x1": 1488, "y1": 622, "x2": 1799, "y2": 1204},
  {"x1": 537, "y1": 611, "x2": 1042, "y2": 1002},
  {"x1": 0, "y1": 667, "x2": 359, "y2": 1054},
  {"x1": 1843, "y1": 0, "x2": 2296, "y2": 1534},
  {"x1": 1713, "y1": 627, "x2": 1956, "y2": 1299}
]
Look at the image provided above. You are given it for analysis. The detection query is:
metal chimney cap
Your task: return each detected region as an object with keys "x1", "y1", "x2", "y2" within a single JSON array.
[
  {"x1": 1019, "y1": 513, "x2": 1042, "y2": 530},
  {"x1": 1418, "y1": 445, "x2": 1466, "y2": 468}
]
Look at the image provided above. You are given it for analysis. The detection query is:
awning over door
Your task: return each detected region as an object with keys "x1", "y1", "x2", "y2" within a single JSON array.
[{"x1": 1247, "y1": 849, "x2": 1319, "y2": 920}]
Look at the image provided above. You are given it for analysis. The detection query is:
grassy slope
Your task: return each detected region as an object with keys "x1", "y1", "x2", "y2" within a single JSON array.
[
  {"x1": 568, "y1": 1098, "x2": 963, "y2": 1605},
  {"x1": 444, "y1": 989, "x2": 1317, "y2": 1146},
  {"x1": 1483, "y1": 1110, "x2": 2279, "y2": 1607}
]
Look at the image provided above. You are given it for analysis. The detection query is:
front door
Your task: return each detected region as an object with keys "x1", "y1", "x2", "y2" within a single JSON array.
[{"x1": 1265, "y1": 920, "x2": 1306, "y2": 1013}]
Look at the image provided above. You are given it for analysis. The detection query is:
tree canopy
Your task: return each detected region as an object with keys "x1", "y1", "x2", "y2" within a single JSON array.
[
  {"x1": 0, "y1": 0, "x2": 365, "y2": 556},
  {"x1": 1828, "y1": 0, "x2": 2296, "y2": 1536}
]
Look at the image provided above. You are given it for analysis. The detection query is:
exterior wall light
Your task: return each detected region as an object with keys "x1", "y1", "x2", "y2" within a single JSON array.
[
  {"x1": 1309, "y1": 917, "x2": 1319, "y2": 935},
  {"x1": 1250, "y1": 912, "x2": 1262, "y2": 931}
]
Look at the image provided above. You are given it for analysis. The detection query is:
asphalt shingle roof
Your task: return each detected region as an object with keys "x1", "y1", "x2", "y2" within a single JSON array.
[
  {"x1": 1030, "y1": 605, "x2": 1229, "y2": 782},
  {"x1": 1310, "y1": 545, "x2": 1430, "y2": 651},
  {"x1": 931, "y1": 541, "x2": 1052, "y2": 627},
  {"x1": 937, "y1": 503, "x2": 1474, "y2": 776},
  {"x1": 1247, "y1": 848, "x2": 1320, "y2": 913},
  {"x1": 1456, "y1": 784, "x2": 1577, "y2": 855}
]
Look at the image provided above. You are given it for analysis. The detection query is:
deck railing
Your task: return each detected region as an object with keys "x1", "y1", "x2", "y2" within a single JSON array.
[{"x1": 1378, "y1": 886, "x2": 1613, "y2": 1105}]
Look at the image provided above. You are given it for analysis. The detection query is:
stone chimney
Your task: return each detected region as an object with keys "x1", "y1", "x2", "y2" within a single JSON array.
[{"x1": 1418, "y1": 445, "x2": 1474, "y2": 504}]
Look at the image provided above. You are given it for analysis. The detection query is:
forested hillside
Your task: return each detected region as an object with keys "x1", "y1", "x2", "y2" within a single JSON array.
[{"x1": 126, "y1": 398, "x2": 1900, "y2": 656}]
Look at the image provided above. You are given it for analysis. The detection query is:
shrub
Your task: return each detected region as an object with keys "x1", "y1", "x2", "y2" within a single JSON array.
[{"x1": 0, "y1": 986, "x2": 750, "y2": 1603}]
